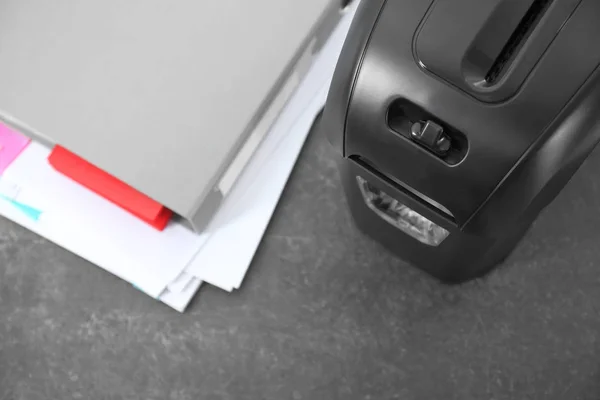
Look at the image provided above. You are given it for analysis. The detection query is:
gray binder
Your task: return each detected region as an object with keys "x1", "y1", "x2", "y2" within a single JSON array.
[{"x1": 0, "y1": 0, "x2": 345, "y2": 231}]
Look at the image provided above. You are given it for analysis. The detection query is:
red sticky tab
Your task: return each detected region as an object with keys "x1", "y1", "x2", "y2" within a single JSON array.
[{"x1": 48, "y1": 145, "x2": 172, "y2": 231}]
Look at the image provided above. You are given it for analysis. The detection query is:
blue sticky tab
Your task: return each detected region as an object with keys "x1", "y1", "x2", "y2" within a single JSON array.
[{"x1": 0, "y1": 194, "x2": 43, "y2": 221}]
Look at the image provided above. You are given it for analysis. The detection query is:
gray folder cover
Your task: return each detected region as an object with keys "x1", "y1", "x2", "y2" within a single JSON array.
[{"x1": 0, "y1": 0, "x2": 340, "y2": 230}]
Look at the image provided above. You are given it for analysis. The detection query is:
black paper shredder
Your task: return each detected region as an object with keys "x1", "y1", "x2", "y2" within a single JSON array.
[{"x1": 321, "y1": 0, "x2": 600, "y2": 283}]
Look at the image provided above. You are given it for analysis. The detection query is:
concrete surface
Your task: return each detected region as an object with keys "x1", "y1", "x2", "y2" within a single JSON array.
[{"x1": 2, "y1": 119, "x2": 600, "y2": 399}]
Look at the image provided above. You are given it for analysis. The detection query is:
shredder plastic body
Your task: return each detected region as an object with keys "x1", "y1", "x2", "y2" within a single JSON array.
[{"x1": 321, "y1": 0, "x2": 600, "y2": 282}]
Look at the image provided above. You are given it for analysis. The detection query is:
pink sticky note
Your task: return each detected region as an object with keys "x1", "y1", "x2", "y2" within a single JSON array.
[{"x1": 0, "y1": 122, "x2": 30, "y2": 175}]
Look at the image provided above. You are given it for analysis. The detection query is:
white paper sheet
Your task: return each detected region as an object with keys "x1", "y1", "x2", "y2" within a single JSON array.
[
  {"x1": 0, "y1": 143, "x2": 207, "y2": 299},
  {"x1": 184, "y1": 85, "x2": 329, "y2": 290},
  {"x1": 183, "y1": 1, "x2": 358, "y2": 290},
  {"x1": 159, "y1": 278, "x2": 203, "y2": 312}
]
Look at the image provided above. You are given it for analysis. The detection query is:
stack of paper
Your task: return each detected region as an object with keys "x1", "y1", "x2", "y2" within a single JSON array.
[{"x1": 0, "y1": 2, "x2": 358, "y2": 312}]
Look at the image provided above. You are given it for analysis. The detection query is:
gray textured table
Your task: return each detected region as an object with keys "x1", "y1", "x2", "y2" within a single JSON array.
[{"x1": 2, "y1": 119, "x2": 600, "y2": 400}]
